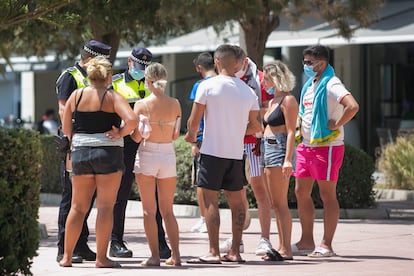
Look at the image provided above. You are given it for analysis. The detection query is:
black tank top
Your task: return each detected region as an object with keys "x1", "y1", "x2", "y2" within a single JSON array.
[
  {"x1": 72, "y1": 90, "x2": 122, "y2": 134},
  {"x1": 264, "y1": 97, "x2": 285, "y2": 127},
  {"x1": 74, "y1": 111, "x2": 121, "y2": 133}
]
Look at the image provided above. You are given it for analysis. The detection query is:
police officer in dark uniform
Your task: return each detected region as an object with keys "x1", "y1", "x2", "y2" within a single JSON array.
[
  {"x1": 110, "y1": 47, "x2": 171, "y2": 259},
  {"x1": 55, "y1": 40, "x2": 111, "y2": 263}
]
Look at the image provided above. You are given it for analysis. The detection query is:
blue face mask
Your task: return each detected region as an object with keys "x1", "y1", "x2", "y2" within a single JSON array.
[
  {"x1": 266, "y1": 87, "x2": 275, "y2": 95},
  {"x1": 303, "y1": 65, "x2": 316, "y2": 78},
  {"x1": 130, "y1": 68, "x2": 145, "y2": 80}
]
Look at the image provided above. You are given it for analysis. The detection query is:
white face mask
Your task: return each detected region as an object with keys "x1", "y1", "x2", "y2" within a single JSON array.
[
  {"x1": 235, "y1": 68, "x2": 246, "y2": 78},
  {"x1": 235, "y1": 60, "x2": 248, "y2": 78}
]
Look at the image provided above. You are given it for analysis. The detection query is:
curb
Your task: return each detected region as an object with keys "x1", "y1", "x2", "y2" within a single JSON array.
[{"x1": 375, "y1": 188, "x2": 414, "y2": 201}]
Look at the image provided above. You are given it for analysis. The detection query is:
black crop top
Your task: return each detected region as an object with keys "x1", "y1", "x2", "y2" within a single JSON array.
[
  {"x1": 264, "y1": 97, "x2": 285, "y2": 127},
  {"x1": 72, "y1": 89, "x2": 122, "y2": 134},
  {"x1": 73, "y1": 111, "x2": 121, "y2": 134}
]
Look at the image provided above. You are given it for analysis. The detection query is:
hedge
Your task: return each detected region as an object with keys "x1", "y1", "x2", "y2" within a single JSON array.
[
  {"x1": 0, "y1": 128, "x2": 42, "y2": 275},
  {"x1": 40, "y1": 136, "x2": 376, "y2": 209}
]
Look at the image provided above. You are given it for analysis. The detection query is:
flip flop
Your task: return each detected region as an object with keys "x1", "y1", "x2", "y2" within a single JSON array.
[
  {"x1": 220, "y1": 255, "x2": 246, "y2": 264},
  {"x1": 262, "y1": 248, "x2": 284, "y2": 262},
  {"x1": 308, "y1": 247, "x2": 336, "y2": 258},
  {"x1": 187, "y1": 256, "x2": 221, "y2": 264},
  {"x1": 291, "y1": 244, "x2": 313, "y2": 256}
]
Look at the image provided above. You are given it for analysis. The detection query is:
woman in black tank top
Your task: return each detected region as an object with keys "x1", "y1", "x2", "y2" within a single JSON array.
[
  {"x1": 60, "y1": 56, "x2": 137, "y2": 268},
  {"x1": 261, "y1": 60, "x2": 299, "y2": 261}
]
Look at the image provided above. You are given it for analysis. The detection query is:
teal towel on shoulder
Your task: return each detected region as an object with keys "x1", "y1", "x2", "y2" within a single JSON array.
[{"x1": 298, "y1": 65, "x2": 340, "y2": 145}]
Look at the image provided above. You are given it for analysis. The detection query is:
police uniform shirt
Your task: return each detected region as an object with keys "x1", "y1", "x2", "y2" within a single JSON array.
[
  {"x1": 56, "y1": 62, "x2": 87, "y2": 101},
  {"x1": 112, "y1": 69, "x2": 148, "y2": 106}
]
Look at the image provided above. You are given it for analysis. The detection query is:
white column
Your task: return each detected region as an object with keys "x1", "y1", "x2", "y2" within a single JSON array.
[{"x1": 21, "y1": 71, "x2": 35, "y2": 124}]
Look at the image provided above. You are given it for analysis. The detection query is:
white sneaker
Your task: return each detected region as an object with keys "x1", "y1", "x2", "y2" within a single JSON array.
[
  {"x1": 198, "y1": 221, "x2": 207, "y2": 233},
  {"x1": 255, "y1": 237, "x2": 273, "y2": 256},
  {"x1": 219, "y1": 238, "x2": 244, "y2": 254},
  {"x1": 191, "y1": 218, "x2": 205, "y2": 233}
]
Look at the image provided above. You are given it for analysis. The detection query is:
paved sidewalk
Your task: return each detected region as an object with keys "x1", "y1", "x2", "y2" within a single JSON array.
[{"x1": 32, "y1": 201, "x2": 414, "y2": 276}]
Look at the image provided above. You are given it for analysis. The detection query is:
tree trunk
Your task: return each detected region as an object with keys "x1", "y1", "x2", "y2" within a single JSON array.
[{"x1": 239, "y1": 11, "x2": 280, "y2": 70}]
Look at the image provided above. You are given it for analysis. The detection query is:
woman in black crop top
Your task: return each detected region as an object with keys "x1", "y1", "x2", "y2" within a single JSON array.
[
  {"x1": 261, "y1": 61, "x2": 299, "y2": 261},
  {"x1": 60, "y1": 56, "x2": 137, "y2": 268}
]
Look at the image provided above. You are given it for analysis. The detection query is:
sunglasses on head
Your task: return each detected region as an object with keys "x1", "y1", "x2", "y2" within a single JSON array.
[{"x1": 302, "y1": 59, "x2": 320, "y2": 66}]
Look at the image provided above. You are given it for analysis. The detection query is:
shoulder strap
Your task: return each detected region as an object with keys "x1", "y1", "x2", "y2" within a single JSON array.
[
  {"x1": 279, "y1": 95, "x2": 286, "y2": 105},
  {"x1": 72, "y1": 88, "x2": 84, "y2": 135},
  {"x1": 99, "y1": 90, "x2": 108, "y2": 110},
  {"x1": 74, "y1": 88, "x2": 84, "y2": 111}
]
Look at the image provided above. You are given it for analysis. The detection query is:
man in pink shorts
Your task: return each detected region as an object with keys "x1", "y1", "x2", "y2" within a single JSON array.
[{"x1": 293, "y1": 45, "x2": 359, "y2": 258}]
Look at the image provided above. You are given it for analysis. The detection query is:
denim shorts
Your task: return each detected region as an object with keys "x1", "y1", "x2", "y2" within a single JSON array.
[
  {"x1": 71, "y1": 146, "x2": 125, "y2": 175},
  {"x1": 263, "y1": 133, "x2": 288, "y2": 168}
]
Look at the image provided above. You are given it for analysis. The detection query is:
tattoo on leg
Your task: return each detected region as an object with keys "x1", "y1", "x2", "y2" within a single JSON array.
[{"x1": 236, "y1": 210, "x2": 245, "y2": 229}]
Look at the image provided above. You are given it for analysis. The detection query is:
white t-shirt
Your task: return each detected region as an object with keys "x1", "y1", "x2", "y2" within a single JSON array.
[
  {"x1": 301, "y1": 76, "x2": 350, "y2": 146},
  {"x1": 195, "y1": 75, "x2": 259, "y2": 159}
]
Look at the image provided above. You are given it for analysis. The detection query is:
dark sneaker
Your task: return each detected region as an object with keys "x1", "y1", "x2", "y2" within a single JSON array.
[
  {"x1": 159, "y1": 243, "x2": 171, "y2": 259},
  {"x1": 109, "y1": 240, "x2": 133, "y2": 258},
  {"x1": 75, "y1": 244, "x2": 96, "y2": 261},
  {"x1": 56, "y1": 253, "x2": 83, "y2": 263}
]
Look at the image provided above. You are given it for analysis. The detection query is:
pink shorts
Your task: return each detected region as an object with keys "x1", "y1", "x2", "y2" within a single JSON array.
[
  {"x1": 133, "y1": 141, "x2": 176, "y2": 179},
  {"x1": 294, "y1": 143, "x2": 344, "y2": 182}
]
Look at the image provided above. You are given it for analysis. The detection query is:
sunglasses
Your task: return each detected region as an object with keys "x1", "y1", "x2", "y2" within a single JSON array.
[{"x1": 302, "y1": 59, "x2": 320, "y2": 66}]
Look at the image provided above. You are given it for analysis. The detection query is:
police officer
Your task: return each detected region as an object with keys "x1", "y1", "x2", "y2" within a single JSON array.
[
  {"x1": 55, "y1": 40, "x2": 111, "y2": 263},
  {"x1": 110, "y1": 47, "x2": 171, "y2": 259}
]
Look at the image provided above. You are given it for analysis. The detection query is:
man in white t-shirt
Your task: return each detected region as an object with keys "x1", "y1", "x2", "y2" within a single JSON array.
[
  {"x1": 292, "y1": 45, "x2": 359, "y2": 258},
  {"x1": 185, "y1": 44, "x2": 262, "y2": 264}
]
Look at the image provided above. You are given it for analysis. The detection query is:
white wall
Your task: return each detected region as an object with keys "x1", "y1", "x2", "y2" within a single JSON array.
[{"x1": 21, "y1": 72, "x2": 35, "y2": 124}]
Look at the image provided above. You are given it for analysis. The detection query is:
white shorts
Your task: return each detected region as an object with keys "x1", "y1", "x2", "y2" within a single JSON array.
[
  {"x1": 244, "y1": 143, "x2": 262, "y2": 178},
  {"x1": 133, "y1": 141, "x2": 176, "y2": 178}
]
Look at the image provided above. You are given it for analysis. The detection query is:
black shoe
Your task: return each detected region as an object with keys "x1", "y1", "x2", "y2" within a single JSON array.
[
  {"x1": 56, "y1": 253, "x2": 83, "y2": 263},
  {"x1": 159, "y1": 243, "x2": 171, "y2": 259},
  {"x1": 109, "y1": 240, "x2": 133, "y2": 258},
  {"x1": 75, "y1": 244, "x2": 96, "y2": 261}
]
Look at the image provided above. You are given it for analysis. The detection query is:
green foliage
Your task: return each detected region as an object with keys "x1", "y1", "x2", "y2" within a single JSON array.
[
  {"x1": 0, "y1": 128, "x2": 42, "y2": 276},
  {"x1": 336, "y1": 144, "x2": 376, "y2": 208},
  {"x1": 288, "y1": 144, "x2": 376, "y2": 209},
  {"x1": 173, "y1": 136, "x2": 197, "y2": 205},
  {"x1": 0, "y1": 0, "x2": 384, "y2": 68},
  {"x1": 378, "y1": 136, "x2": 414, "y2": 190},
  {"x1": 39, "y1": 135, "x2": 61, "y2": 193},
  {"x1": 174, "y1": 141, "x2": 376, "y2": 209}
]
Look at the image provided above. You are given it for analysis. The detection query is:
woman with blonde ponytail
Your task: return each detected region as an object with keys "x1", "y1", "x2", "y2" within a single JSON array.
[{"x1": 131, "y1": 62, "x2": 182, "y2": 266}]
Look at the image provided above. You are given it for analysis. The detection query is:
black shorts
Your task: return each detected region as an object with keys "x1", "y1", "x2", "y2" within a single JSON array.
[
  {"x1": 197, "y1": 154, "x2": 245, "y2": 191},
  {"x1": 71, "y1": 146, "x2": 125, "y2": 175}
]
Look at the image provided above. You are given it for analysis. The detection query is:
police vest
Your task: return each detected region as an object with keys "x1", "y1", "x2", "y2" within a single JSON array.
[
  {"x1": 63, "y1": 66, "x2": 88, "y2": 88},
  {"x1": 112, "y1": 73, "x2": 150, "y2": 103}
]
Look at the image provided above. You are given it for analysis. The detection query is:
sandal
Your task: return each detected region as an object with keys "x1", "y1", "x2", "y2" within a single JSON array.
[{"x1": 262, "y1": 248, "x2": 284, "y2": 262}]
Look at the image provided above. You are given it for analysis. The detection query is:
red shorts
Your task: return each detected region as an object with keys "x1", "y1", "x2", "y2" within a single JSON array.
[{"x1": 294, "y1": 143, "x2": 344, "y2": 182}]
